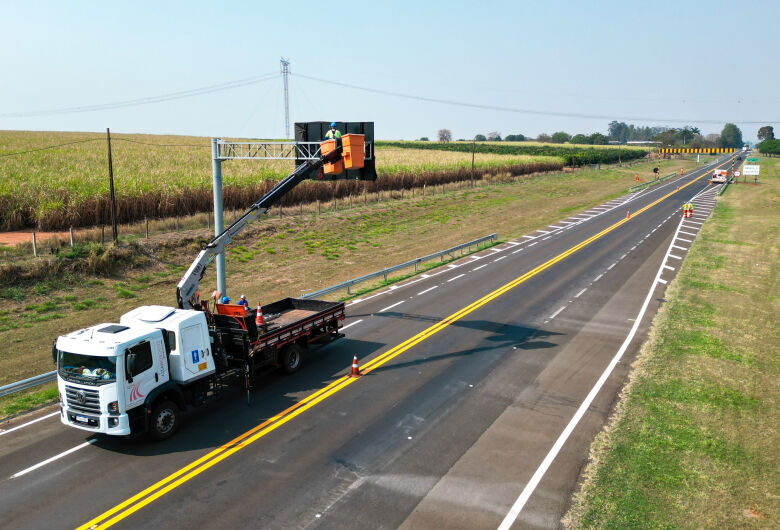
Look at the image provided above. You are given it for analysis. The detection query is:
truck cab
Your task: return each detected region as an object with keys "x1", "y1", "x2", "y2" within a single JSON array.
[{"x1": 56, "y1": 306, "x2": 214, "y2": 438}]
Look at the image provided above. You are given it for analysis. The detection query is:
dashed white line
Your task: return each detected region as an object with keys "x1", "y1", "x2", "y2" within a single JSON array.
[
  {"x1": 0, "y1": 411, "x2": 59, "y2": 437},
  {"x1": 417, "y1": 286, "x2": 439, "y2": 295},
  {"x1": 574, "y1": 288, "x2": 587, "y2": 298},
  {"x1": 676, "y1": 237, "x2": 693, "y2": 243},
  {"x1": 549, "y1": 306, "x2": 566, "y2": 319},
  {"x1": 512, "y1": 249, "x2": 523, "y2": 254},
  {"x1": 607, "y1": 262, "x2": 617, "y2": 270},
  {"x1": 379, "y1": 301, "x2": 404, "y2": 312},
  {"x1": 528, "y1": 242, "x2": 538, "y2": 247},
  {"x1": 536, "y1": 230, "x2": 550, "y2": 234},
  {"x1": 494, "y1": 256, "x2": 507, "y2": 262},
  {"x1": 669, "y1": 254, "x2": 682, "y2": 260},
  {"x1": 620, "y1": 254, "x2": 627, "y2": 260},
  {"x1": 664, "y1": 265, "x2": 675, "y2": 271},
  {"x1": 548, "y1": 225, "x2": 564, "y2": 229},
  {"x1": 12, "y1": 439, "x2": 97, "y2": 479},
  {"x1": 340, "y1": 319, "x2": 363, "y2": 330},
  {"x1": 447, "y1": 274, "x2": 466, "y2": 282},
  {"x1": 541, "y1": 236, "x2": 551, "y2": 241},
  {"x1": 593, "y1": 273, "x2": 603, "y2": 282},
  {"x1": 472, "y1": 264, "x2": 488, "y2": 272}
]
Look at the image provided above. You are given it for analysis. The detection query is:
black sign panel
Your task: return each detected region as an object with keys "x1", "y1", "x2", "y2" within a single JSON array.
[{"x1": 294, "y1": 121, "x2": 377, "y2": 181}]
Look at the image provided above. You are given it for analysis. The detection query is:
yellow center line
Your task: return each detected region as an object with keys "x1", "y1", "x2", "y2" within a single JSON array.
[{"x1": 80, "y1": 159, "x2": 727, "y2": 529}]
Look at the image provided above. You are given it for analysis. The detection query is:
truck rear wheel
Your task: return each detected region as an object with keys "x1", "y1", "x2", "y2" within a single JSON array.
[
  {"x1": 150, "y1": 400, "x2": 180, "y2": 440},
  {"x1": 280, "y1": 344, "x2": 304, "y2": 374}
]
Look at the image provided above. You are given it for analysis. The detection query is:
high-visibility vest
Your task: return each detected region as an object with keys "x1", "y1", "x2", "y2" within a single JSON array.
[
  {"x1": 325, "y1": 129, "x2": 342, "y2": 139},
  {"x1": 688, "y1": 203, "x2": 693, "y2": 210}
]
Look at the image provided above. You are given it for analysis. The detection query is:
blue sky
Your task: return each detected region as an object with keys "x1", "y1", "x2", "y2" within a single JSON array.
[{"x1": 1, "y1": 0, "x2": 777, "y2": 141}]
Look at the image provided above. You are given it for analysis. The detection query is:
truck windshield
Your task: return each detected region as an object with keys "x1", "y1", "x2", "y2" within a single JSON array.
[{"x1": 58, "y1": 350, "x2": 118, "y2": 385}]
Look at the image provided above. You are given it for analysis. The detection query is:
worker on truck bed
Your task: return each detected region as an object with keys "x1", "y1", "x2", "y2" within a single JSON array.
[{"x1": 238, "y1": 294, "x2": 249, "y2": 308}]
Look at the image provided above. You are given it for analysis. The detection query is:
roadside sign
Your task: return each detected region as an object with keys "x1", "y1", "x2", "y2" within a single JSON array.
[
  {"x1": 746, "y1": 157, "x2": 759, "y2": 162},
  {"x1": 734, "y1": 171, "x2": 741, "y2": 177},
  {"x1": 743, "y1": 165, "x2": 760, "y2": 176}
]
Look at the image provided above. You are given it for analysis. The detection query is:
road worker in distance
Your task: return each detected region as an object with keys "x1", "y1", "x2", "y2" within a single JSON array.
[{"x1": 325, "y1": 122, "x2": 341, "y2": 140}]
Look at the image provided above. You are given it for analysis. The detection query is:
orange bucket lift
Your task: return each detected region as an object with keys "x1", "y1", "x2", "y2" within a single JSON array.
[{"x1": 320, "y1": 134, "x2": 365, "y2": 175}]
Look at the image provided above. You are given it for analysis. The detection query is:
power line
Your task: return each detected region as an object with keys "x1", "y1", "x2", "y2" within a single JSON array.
[
  {"x1": 1, "y1": 72, "x2": 280, "y2": 118},
  {"x1": 0, "y1": 137, "x2": 102, "y2": 158},
  {"x1": 293, "y1": 73, "x2": 779, "y2": 125}
]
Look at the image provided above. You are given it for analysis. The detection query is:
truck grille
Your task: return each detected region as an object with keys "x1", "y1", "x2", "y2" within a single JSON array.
[{"x1": 65, "y1": 385, "x2": 101, "y2": 414}]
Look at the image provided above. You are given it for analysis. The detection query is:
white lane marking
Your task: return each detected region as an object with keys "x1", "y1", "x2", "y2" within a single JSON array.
[
  {"x1": 512, "y1": 249, "x2": 523, "y2": 254},
  {"x1": 447, "y1": 274, "x2": 466, "y2": 282},
  {"x1": 12, "y1": 439, "x2": 97, "y2": 479},
  {"x1": 494, "y1": 256, "x2": 507, "y2": 262},
  {"x1": 536, "y1": 230, "x2": 550, "y2": 234},
  {"x1": 593, "y1": 273, "x2": 603, "y2": 282},
  {"x1": 630, "y1": 246, "x2": 636, "y2": 251},
  {"x1": 497, "y1": 213, "x2": 688, "y2": 528},
  {"x1": 676, "y1": 237, "x2": 693, "y2": 243},
  {"x1": 447, "y1": 264, "x2": 458, "y2": 269},
  {"x1": 679, "y1": 230, "x2": 697, "y2": 236},
  {"x1": 658, "y1": 278, "x2": 668, "y2": 284},
  {"x1": 559, "y1": 221, "x2": 573, "y2": 225},
  {"x1": 607, "y1": 263, "x2": 616, "y2": 270},
  {"x1": 685, "y1": 220, "x2": 704, "y2": 225},
  {"x1": 574, "y1": 288, "x2": 587, "y2": 298},
  {"x1": 470, "y1": 254, "x2": 485, "y2": 260},
  {"x1": 379, "y1": 301, "x2": 404, "y2": 312},
  {"x1": 340, "y1": 319, "x2": 363, "y2": 330},
  {"x1": 664, "y1": 265, "x2": 675, "y2": 271},
  {"x1": 541, "y1": 236, "x2": 551, "y2": 241},
  {"x1": 672, "y1": 245, "x2": 688, "y2": 251},
  {"x1": 669, "y1": 254, "x2": 682, "y2": 260},
  {"x1": 681, "y1": 224, "x2": 700, "y2": 230},
  {"x1": 389, "y1": 285, "x2": 400, "y2": 290},
  {"x1": 549, "y1": 306, "x2": 566, "y2": 319},
  {"x1": 472, "y1": 264, "x2": 488, "y2": 271},
  {"x1": 0, "y1": 412, "x2": 59, "y2": 438},
  {"x1": 506, "y1": 240, "x2": 521, "y2": 246},
  {"x1": 417, "y1": 286, "x2": 439, "y2": 295},
  {"x1": 528, "y1": 242, "x2": 538, "y2": 247},
  {"x1": 548, "y1": 225, "x2": 564, "y2": 229},
  {"x1": 346, "y1": 299, "x2": 364, "y2": 306},
  {"x1": 521, "y1": 235, "x2": 536, "y2": 240},
  {"x1": 620, "y1": 254, "x2": 627, "y2": 260},
  {"x1": 420, "y1": 274, "x2": 430, "y2": 278}
]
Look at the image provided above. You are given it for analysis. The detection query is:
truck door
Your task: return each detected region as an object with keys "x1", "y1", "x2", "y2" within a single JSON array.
[
  {"x1": 124, "y1": 340, "x2": 159, "y2": 410},
  {"x1": 181, "y1": 323, "x2": 210, "y2": 376}
]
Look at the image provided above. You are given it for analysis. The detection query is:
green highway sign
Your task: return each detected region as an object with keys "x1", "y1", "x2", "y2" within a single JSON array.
[{"x1": 747, "y1": 157, "x2": 759, "y2": 162}]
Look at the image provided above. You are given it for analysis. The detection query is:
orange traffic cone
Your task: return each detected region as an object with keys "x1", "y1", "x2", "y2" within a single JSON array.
[
  {"x1": 634, "y1": 174, "x2": 639, "y2": 182},
  {"x1": 626, "y1": 211, "x2": 630, "y2": 219},
  {"x1": 255, "y1": 304, "x2": 264, "y2": 326},
  {"x1": 350, "y1": 354, "x2": 361, "y2": 377}
]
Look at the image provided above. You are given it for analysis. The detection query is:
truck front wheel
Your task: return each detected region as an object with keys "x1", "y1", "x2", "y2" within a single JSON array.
[
  {"x1": 280, "y1": 344, "x2": 304, "y2": 374},
  {"x1": 150, "y1": 400, "x2": 180, "y2": 440}
]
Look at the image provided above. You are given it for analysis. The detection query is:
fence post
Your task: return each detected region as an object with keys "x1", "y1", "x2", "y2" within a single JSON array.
[
  {"x1": 317, "y1": 200, "x2": 320, "y2": 215},
  {"x1": 69, "y1": 227, "x2": 74, "y2": 246},
  {"x1": 32, "y1": 232, "x2": 37, "y2": 257},
  {"x1": 176, "y1": 216, "x2": 179, "y2": 231},
  {"x1": 101, "y1": 225, "x2": 105, "y2": 244},
  {"x1": 145, "y1": 218, "x2": 149, "y2": 238}
]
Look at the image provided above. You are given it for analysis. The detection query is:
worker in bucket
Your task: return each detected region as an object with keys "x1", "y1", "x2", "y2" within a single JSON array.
[
  {"x1": 220, "y1": 295, "x2": 230, "y2": 304},
  {"x1": 325, "y1": 122, "x2": 341, "y2": 140}
]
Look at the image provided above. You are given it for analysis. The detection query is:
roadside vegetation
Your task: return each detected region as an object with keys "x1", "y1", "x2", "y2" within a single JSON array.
[{"x1": 565, "y1": 154, "x2": 779, "y2": 527}]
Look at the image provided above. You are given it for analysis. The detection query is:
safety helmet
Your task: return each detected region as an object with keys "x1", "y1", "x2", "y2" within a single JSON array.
[
  {"x1": 220, "y1": 296, "x2": 230, "y2": 303},
  {"x1": 240, "y1": 294, "x2": 246, "y2": 300},
  {"x1": 330, "y1": 122, "x2": 336, "y2": 128}
]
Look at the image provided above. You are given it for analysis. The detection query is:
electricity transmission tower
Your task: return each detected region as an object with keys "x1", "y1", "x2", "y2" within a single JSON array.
[{"x1": 280, "y1": 58, "x2": 291, "y2": 139}]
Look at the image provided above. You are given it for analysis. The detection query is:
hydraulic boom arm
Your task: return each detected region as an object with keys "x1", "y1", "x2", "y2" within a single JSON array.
[{"x1": 176, "y1": 147, "x2": 341, "y2": 309}]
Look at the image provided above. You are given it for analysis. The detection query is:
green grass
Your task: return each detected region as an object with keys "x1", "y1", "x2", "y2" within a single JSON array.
[
  {"x1": 566, "y1": 153, "x2": 780, "y2": 528},
  {"x1": 0, "y1": 383, "x2": 58, "y2": 417}
]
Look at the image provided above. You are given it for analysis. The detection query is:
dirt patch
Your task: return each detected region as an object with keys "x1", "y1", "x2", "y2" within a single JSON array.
[{"x1": 0, "y1": 230, "x2": 70, "y2": 247}]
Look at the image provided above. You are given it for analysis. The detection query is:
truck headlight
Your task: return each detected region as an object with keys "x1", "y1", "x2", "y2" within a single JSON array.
[{"x1": 108, "y1": 401, "x2": 118, "y2": 413}]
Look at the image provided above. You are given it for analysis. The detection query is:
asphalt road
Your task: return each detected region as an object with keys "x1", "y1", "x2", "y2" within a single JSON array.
[{"x1": 0, "y1": 155, "x2": 735, "y2": 529}]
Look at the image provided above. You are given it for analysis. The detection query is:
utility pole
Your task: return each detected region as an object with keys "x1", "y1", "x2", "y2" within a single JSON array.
[
  {"x1": 280, "y1": 58, "x2": 291, "y2": 139},
  {"x1": 106, "y1": 128, "x2": 118, "y2": 242}
]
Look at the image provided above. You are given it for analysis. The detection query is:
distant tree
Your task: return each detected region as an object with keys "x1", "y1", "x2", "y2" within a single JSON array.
[
  {"x1": 758, "y1": 138, "x2": 780, "y2": 156},
  {"x1": 536, "y1": 133, "x2": 551, "y2": 143},
  {"x1": 757, "y1": 126, "x2": 775, "y2": 141},
  {"x1": 487, "y1": 131, "x2": 502, "y2": 141},
  {"x1": 588, "y1": 132, "x2": 609, "y2": 145},
  {"x1": 719, "y1": 123, "x2": 743, "y2": 148},
  {"x1": 504, "y1": 134, "x2": 526, "y2": 142},
  {"x1": 474, "y1": 134, "x2": 487, "y2": 141},
  {"x1": 550, "y1": 131, "x2": 571, "y2": 143},
  {"x1": 704, "y1": 133, "x2": 721, "y2": 147},
  {"x1": 569, "y1": 134, "x2": 590, "y2": 144},
  {"x1": 419, "y1": 137, "x2": 429, "y2": 141},
  {"x1": 678, "y1": 126, "x2": 698, "y2": 145},
  {"x1": 438, "y1": 129, "x2": 452, "y2": 143},
  {"x1": 688, "y1": 134, "x2": 705, "y2": 148},
  {"x1": 608, "y1": 121, "x2": 630, "y2": 143},
  {"x1": 653, "y1": 129, "x2": 679, "y2": 146}
]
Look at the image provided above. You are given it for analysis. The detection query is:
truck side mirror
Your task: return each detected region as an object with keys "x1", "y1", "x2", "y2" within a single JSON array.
[
  {"x1": 126, "y1": 353, "x2": 136, "y2": 381},
  {"x1": 51, "y1": 341, "x2": 58, "y2": 366}
]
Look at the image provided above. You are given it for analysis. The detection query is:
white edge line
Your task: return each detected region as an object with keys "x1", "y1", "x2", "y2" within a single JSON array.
[
  {"x1": 593, "y1": 273, "x2": 603, "y2": 282},
  {"x1": 549, "y1": 306, "x2": 566, "y2": 319},
  {"x1": 378, "y1": 301, "x2": 404, "y2": 312},
  {"x1": 497, "y1": 214, "x2": 686, "y2": 529},
  {"x1": 340, "y1": 319, "x2": 363, "y2": 331},
  {"x1": 417, "y1": 286, "x2": 439, "y2": 295},
  {"x1": 12, "y1": 439, "x2": 97, "y2": 478},
  {"x1": 0, "y1": 411, "x2": 60, "y2": 437}
]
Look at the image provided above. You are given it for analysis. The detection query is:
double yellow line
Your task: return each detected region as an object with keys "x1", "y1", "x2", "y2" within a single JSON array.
[{"x1": 79, "y1": 161, "x2": 723, "y2": 529}]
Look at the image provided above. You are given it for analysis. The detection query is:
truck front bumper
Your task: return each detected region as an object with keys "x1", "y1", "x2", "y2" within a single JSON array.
[{"x1": 60, "y1": 404, "x2": 131, "y2": 436}]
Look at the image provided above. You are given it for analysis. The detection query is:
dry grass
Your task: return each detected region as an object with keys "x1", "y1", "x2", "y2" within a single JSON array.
[{"x1": 565, "y1": 154, "x2": 779, "y2": 528}]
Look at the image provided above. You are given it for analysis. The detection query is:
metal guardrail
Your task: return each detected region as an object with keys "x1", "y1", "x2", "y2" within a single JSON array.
[
  {"x1": 301, "y1": 233, "x2": 498, "y2": 299},
  {"x1": 0, "y1": 371, "x2": 56, "y2": 398},
  {"x1": 629, "y1": 171, "x2": 678, "y2": 192}
]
